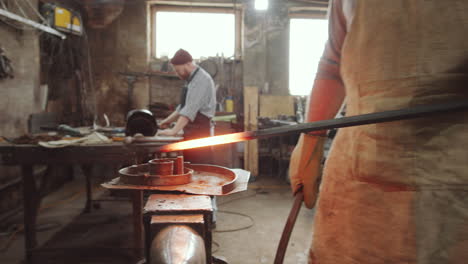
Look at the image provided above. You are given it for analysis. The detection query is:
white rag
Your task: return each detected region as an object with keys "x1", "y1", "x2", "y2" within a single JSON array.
[{"x1": 38, "y1": 132, "x2": 112, "y2": 148}]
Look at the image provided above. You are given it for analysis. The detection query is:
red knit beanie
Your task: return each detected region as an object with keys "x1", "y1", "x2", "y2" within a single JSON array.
[{"x1": 170, "y1": 49, "x2": 193, "y2": 65}]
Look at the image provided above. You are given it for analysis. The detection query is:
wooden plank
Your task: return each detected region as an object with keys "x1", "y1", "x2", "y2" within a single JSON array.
[
  {"x1": 243, "y1": 86, "x2": 259, "y2": 177},
  {"x1": 259, "y1": 95, "x2": 295, "y2": 118}
]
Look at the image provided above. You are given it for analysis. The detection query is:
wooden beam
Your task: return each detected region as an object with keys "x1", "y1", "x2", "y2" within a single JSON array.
[
  {"x1": 243, "y1": 86, "x2": 259, "y2": 178},
  {"x1": 259, "y1": 95, "x2": 295, "y2": 118}
]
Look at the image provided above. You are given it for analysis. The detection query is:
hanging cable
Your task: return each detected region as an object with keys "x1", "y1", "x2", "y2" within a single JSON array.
[
  {"x1": 0, "y1": 0, "x2": 7, "y2": 10},
  {"x1": 212, "y1": 240, "x2": 220, "y2": 253},
  {"x1": 13, "y1": 0, "x2": 28, "y2": 20},
  {"x1": 83, "y1": 28, "x2": 98, "y2": 121},
  {"x1": 22, "y1": 0, "x2": 47, "y2": 24},
  {"x1": 218, "y1": 192, "x2": 258, "y2": 206},
  {"x1": 0, "y1": 0, "x2": 29, "y2": 30},
  {"x1": 214, "y1": 210, "x2": 255, "y2": 233}
]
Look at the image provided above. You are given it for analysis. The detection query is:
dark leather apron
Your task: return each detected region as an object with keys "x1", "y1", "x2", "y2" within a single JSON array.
[{"x1": 180, "y1": 68, "x2": 214, "y2": 164}]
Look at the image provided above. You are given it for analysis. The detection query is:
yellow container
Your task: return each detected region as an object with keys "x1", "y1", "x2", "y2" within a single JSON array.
[
  {"x1": 225, "y1": 97, "x2": 234, "y2": 112},
  {"x1": 54, "y1": 6, "x2": 82, "y2": 35}
]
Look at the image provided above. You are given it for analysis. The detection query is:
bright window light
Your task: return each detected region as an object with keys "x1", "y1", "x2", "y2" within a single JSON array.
[
  {"x1": 255, "y1": 0, "x2": 268, "y2": 10},
  {"x1": 155, "y1": 12, "x2": 235, "y2": 59},
  {"x1": 289, "y1": 19, "x2": 328, "y2": 96}
]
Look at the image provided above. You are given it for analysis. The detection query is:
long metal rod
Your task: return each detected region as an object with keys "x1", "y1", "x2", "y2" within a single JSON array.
[
  {"x1": 151, "y1": 100, "x2": 468, "y2": 152},
  {"x1": 274, "y1": 191, "x2": 304, "y2": 264},
  {"x1": 252, "y1": 100, "x2": 468, "y2": 139},
  {"x1": 0, "y1": 8, "x2": 66, "y2": 39}
]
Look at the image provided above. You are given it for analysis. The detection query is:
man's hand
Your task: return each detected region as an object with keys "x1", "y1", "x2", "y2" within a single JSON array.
[
  {"x1": 157, "y1": 129, "x2": 177, "y2": 137},
  {"x1": 289, "y1": 133, "x2": 326, "y2": 209},
  {"x1": 159, "y1": 110, "x2": 181, "y2": 129},
  {"x1": 157, "y1": 116, "x2": 189, "y2": 137},
  {"x1": 159, "y1": 120, "x2": 171, "y2": 129}
]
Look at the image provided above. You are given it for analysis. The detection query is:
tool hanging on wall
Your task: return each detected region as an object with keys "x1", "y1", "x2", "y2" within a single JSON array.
[{"x1": 0, "y1": 47, "x2": 13, "y2": 80}]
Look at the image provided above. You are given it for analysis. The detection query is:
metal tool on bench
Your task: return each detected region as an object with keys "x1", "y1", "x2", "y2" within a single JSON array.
[
  {"x1": 125, "y1": 109, "x2": 158, "y2": 137},
  {"x1": 124, "y1": 135, "x2": 178, "y2": 144},
  {"x1": 40, "y1": 124, "x2": 83, "y2": 137}
]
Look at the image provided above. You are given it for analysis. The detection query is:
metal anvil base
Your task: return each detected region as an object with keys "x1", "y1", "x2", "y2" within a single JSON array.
[{"x1": 143, "y1": 194, "x2": 214, "y2": 264}]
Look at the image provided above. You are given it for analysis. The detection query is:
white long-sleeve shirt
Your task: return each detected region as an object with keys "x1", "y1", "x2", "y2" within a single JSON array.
[{"x1": 177, "y1": 66, "x2": 216, "y2": 122}]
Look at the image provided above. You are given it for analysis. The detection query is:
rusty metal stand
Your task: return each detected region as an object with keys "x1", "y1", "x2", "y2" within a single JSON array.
[
  {"x1": 81, "y1": 165, "x2": 93, "y2": 213},
  {"x1": 100, "y1": 167, "x2": 250, "y2": 263},
  {"x1": 143, "y1": 212, "x2": 152, "y2": 264},
  {"x1": 132, "y1": 190, "x2": 144, "y2": 259},
  {"x1": 21, "y1": 165, "x2": 37, "y2": 264}
]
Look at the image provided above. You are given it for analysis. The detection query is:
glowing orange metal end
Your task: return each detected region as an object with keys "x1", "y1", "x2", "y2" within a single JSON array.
[{"x1": 158, "y1": 131, "x2": 254, "y2": 152}]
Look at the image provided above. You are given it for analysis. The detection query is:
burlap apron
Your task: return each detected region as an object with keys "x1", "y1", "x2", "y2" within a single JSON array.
[{"x1": 310, "y1": 1, "x2": 468, "y2": 263}]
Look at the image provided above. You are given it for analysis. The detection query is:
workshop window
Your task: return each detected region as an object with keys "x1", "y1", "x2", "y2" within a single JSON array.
[
  {"x1": 289, "y1": 18, "x2": 328, "y2": 96},
  {"x1": 153, "y1": 9, "x2": 238, "y2": 59}
]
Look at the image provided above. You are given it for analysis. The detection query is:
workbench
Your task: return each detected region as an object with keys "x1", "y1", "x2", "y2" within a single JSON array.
[{"x1": 0, "y1": 141, "x2": 170, "y2": 263}]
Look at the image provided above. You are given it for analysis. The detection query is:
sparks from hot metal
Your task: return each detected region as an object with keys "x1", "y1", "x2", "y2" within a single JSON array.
[{"x1": 158, "y1": 131, "x2": 254, "y2": 152}]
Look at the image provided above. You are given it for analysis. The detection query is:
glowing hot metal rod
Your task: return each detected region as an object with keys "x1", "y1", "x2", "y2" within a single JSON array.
[{"x1": 127, "y1": 101, "x2": 468, "y2": 152}]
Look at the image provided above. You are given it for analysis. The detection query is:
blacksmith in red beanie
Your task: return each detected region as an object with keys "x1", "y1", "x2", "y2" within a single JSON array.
[
  {"x1": 170, "y1": 49, "x2": 192, "y2": 66},
  {"x1": 158, "y1": 49, "x2": 216, "y2": 165}
]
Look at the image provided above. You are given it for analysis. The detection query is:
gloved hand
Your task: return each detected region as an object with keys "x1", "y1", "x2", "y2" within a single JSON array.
[{"x1": 289, "y1": 133, "x2": 326, "y2": 209}]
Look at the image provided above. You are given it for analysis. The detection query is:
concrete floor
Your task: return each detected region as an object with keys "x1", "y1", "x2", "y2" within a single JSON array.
[{"x1": 0, "y1": 170, "x2": 314, "y2": 264}]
